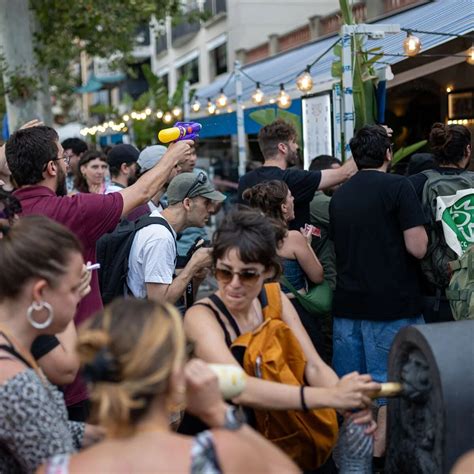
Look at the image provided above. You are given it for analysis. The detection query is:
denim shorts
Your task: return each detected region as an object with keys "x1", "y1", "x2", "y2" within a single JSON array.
[{"x1": 332, "y1": 316, "x2": 424, "y2": 405}]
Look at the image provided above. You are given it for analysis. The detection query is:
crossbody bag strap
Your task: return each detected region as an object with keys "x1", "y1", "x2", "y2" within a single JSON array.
[
  {"x1": 135, "y1": 216, "x2": 178, "y2": 260},
  {"x1": 208, "y1": 294, "x2": 241, "y2": 337},
  {"x1": 193, "y1": 302, "x2": 233, "y2": 347},
  {"x1": 280, "y1": 274, "x2": 303, "y2": 300}
]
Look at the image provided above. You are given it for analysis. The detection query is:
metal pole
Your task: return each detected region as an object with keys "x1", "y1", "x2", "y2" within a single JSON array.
[
  {"x1": 183, "y1": 80, "x2": 190, "y2": 122},
  {"x1": 333, "y1": 83, "x2": 342, "y2": 161},
  {"x1": 341, "y1": 25, "x2": 354, "y2": 160},
  {"x1": 234, "y1": 60, "x2": 247, "y2": 177}
]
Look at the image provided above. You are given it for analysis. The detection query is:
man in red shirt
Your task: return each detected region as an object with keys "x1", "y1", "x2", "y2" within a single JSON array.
[{"x1": 5, "y1": 125, "x2": 193, "y2": 419}]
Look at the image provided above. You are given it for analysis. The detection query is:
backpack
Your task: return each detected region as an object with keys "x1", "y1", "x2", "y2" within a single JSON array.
[
  {"x1": 446, "y1": 245, "x2": 474, "y2": 320},
  {"x1": 202, "y1": 283, "x2": 338, "y2": 471},
  {"x1": 420, "y1": 170, "x2": 474, "y2": 288},
  {"x1": 96, "y1": 215, "x2": 175, "y2": 305}
]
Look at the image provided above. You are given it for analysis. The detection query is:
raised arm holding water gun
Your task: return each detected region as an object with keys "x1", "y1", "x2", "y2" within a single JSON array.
[{"x1": 158, "y1": 122, "x2": 202, "y2": 144}]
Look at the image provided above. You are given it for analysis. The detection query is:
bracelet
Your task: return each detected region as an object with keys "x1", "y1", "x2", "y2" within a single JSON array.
[{"x1": 300, "y1": 385, "x2": 309, "y2": 412}]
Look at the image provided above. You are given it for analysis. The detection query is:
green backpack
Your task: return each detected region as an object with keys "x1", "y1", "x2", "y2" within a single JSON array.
[
  {"x1": 420, "y1": 170, "x2": 474, "y2": 289},
  {"x1": 446, "y1": 245, "x2": 474, "y2": 320}
]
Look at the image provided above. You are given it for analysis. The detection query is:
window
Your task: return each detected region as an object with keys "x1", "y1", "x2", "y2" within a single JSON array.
[
  {"x1": 177, "y1": 57, "x2": 200, "y2": 84},
  {"x1": 210, "y1": 43, "x2": 227, "y2": 78}
]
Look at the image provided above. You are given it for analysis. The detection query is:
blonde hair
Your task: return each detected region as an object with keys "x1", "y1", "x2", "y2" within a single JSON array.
[{"x1": 77, "y1": 298, "x2": 185, "y2": 437}]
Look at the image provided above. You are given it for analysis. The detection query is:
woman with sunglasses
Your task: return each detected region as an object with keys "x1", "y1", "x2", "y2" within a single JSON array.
[
  {"x1": 243, "y1": 180, "x2": 327, "y2": 356},
  {"x1": 39, "y1": 298, "x2": 298, "y2": 473},
  {"x1": 0, "y1": 216, "x2": 102, "y2": 473},
  {"x1": 184, "y1": 209, "x2": 379, "y2": 455}
]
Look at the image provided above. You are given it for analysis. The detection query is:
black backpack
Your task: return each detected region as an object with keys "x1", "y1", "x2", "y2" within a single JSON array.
[{"x1": 96, "y1": 215, "x2": 175, "y2": 305}]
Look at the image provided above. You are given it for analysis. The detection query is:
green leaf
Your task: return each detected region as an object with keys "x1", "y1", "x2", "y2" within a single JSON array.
[
  {"x1": 333, "y1": 44, "x2": 342, "y2": 58},
  {"x1": 331, "y1": 61, "x2": 342, "y2": 79},
  {"x1": 364, "y1": 53, "x2": 384, "y2": 68},
  {"x1": 339, "y1": 0, "x2": 353, "y2": 24},
  {"x1": 392, "y1": 140, "x2": 428, "y2": 167},
  {"x1": 249, "y1": 109, "x2": 276, "y2": 127}
]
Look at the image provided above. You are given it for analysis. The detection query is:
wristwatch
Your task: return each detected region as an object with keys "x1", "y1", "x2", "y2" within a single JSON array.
[{"x1": 223, "y1": 406, "x2": 246, "y2": 431}]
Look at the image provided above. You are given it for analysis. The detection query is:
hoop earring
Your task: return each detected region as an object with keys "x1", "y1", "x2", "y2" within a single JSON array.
[{"x1": 27, "y1": 301, "x2": 54, "y2": 329}]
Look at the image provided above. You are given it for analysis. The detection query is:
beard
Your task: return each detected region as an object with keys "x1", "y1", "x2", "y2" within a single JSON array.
[
  {"x1": 285, "y1": 148, "x2": 299, "y2": 167},
  {"x1": 56, "y1": 166, "x2": 68, "y2": 197},
  {"x1": 127, "y1": 175, "x2": 137, "y2": 187}
]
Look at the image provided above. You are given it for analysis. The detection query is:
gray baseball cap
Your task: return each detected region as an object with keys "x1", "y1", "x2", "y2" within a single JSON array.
[
  {"x1": 137, "y1": 145, "x2": 168, "y2": 172},
  {"x1": 167, "y1": 172, "x2": 226, "y2": 205}
]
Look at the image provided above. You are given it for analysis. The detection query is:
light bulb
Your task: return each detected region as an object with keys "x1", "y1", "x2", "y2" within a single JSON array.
[
  {"x1": 403, "y1": 32, "x2": 421, "y2": 57},
  {"x1": 145, "y1": 108, "x2": 152, "y2": 115},
  {"x1": 252, "y1": 83, "x2": 264, "y2": 105},
  {"x1": 467, "y1": 46, "x2": 474, "y2": 65},
  {"x1": 226, "y1": 106, "x2": 233, "y2": 113},
  {"x1": 191, "y1": 98, "x2": 201, "y2": 112},
  {"x1": 277, "y1": 84, "x2": 292, "y2": 109},
  {"x1": 296, "y1": 68, "x2": 313, "y2": 92},
  {"x1": 207, "y1": 98, "x2": 216, "y2": 115},
  {"x1": 163, "y1": 112, "x2": 173, "y2": 123},
  {"x1": 172, "y1": 106, "x2": 182, "y2": 117},
  {"x1": 122, "y1": 114, "x2": 130, "y2": 122},
  {"x1": 156, "y1": 110, "x2": 164, "y2": 119},
  {"x1": 216, "y1": 90, "x2": 228, "y2": 108}
]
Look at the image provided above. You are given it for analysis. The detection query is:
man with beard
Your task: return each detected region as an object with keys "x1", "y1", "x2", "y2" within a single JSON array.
[
  {"x1": 5, "y1": 125, "x2": 193, "y2": 422},
  {"x1": 237, "y1": 119, "x2": 356, "y2": 230},
  {"x1": 105, "y1": 144, "x2": 139, "y2": 193}
]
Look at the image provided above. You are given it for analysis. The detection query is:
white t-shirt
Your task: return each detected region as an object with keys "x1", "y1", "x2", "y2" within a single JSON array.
[
  {"x1": 127, "y1": 211, "x2": 177, "y2": 299},
  {"x1": 105, "y1": 183, "x2": 124, "y2": 194}
]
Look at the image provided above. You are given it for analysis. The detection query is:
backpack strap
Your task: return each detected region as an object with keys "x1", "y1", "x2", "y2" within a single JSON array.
[
  {"x1": 135, "y1": 216, "x2": 177, "y2": 259},
  {"x1": 208, "y1": 294, "x2": 241, "y2": 337},
  {"x1": 193, "y1": 302, "x2": 233, "y2": 347},
  {"x1": 259, "y1": 282, "x2": 282, "y2": 321}
]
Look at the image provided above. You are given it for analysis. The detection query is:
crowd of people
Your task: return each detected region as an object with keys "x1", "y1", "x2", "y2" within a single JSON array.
[{"x1": 0, "y1": 115, "x2": 472, "y2": 473}]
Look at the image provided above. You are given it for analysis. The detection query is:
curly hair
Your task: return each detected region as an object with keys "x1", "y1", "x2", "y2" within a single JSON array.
[
  {"x1": 242, "y1": 180, "x2": 289, "y2": 223},
  {"x1": 429, "y1": 123, "x2": 471, "y2": 166},
  {"x1": 258, "y1": 119, "x2": 297, "y2": 159}
]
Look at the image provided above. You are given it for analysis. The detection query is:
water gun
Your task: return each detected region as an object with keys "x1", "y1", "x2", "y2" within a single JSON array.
[{"x1": 158, "y1": 121, "x2": 202, "y2": 143}]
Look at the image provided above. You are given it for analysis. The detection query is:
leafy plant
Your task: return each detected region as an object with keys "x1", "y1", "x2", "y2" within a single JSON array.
[
  {"x1": 249, "y1": 108, "x2": 303, "y2": 148},
  {"x1": 331, "y1": 0, "x2": 380, "y2": 129},
  {"x1": 392, "y1": 140, "x2": 428, "y2": 168}
]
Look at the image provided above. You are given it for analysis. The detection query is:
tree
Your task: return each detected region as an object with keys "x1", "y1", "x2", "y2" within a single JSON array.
[{"x1": 0, "y1": 0, "x2": 185, "y2": 131}]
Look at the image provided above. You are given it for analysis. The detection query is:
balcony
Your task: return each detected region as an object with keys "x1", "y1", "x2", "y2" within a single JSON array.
[
  {"x1": 204, "y1": 0, "x2": 227, "y2": 15},
  {"x1": 171, "y1": 11, "x2": 201, "y2": 47}
]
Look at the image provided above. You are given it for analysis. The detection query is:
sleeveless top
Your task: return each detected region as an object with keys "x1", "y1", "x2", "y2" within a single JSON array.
[
  {"x1": 44, "y1": 430, "x2": 222, "y2": 473},
  {"x1": 280, "y1": 258, "x2": 307, "y2": 293},
  {"x1": 0, "y1": 341, "x2": 84, "y2": 473}
]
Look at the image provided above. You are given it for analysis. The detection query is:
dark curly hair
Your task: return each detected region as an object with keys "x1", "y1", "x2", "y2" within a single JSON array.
[
  {"x1": 429, "y1": 123, "x2": 471, "y2": 166},
  {"x1": 242, "y1": 180, "x2": 289, "y2": 224},
  {"x1": 212, "y1": 207, "x2": 285, "y2": 279},
  {"x1": 258, "y1": 119, "x2": 297, "y2": 159}
]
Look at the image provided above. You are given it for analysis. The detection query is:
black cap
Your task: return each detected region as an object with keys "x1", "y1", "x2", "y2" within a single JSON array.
[{"x1": 107, "y1": 144, "x2": 139, "y2": 169}]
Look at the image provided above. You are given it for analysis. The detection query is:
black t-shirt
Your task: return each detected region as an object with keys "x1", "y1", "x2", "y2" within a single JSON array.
[
  {"x1": 329, "y1": 171, "x2": 426, "y2": 320},
  {"x1": 237, "y1": 167, "x2": 321, "y2": 230}
]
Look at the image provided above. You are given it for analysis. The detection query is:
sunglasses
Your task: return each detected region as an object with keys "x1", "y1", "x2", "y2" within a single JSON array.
[
  {"x1": 183, "y1": 172, "x2": 207, "y2": 200},
  {"x1": 214, "y1": 267, "x2": 262, "y2": 286}
]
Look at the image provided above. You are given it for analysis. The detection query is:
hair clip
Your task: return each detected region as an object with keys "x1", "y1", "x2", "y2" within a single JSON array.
[{"x1": 83, "y1": 347, "x2": 119, "y2": 384}]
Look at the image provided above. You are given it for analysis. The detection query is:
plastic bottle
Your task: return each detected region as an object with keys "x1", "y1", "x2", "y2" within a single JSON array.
[{"x1": 333, "y1": 417, "x2": 374, "y2": 473}]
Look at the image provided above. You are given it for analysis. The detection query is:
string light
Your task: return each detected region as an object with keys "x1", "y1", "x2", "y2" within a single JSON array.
[
  {"x1": 446, "y1": 86, "x2": 453, "y2": 93},
  {"x1": 172, "y1": 106, "x2": 182, "y2": 118},
  {"x1": 145, "y1": 108, "x2": 152, "y2": 115},
  {"x1": 467, "y1": 45, "x2": 474, "y2": 65},
  {"x1": 122, "y1": 114, "x2": 130, "y2": 122},
  {"x1": 191, "y1": 97, "x2": 201, "y2": 112},
  {"x1": 296, "y1": 66, "x2": 314, "y2": 92},
  {"x1": 251, "y1": 82, "x2": 264, "y2": 105},
  {"x1": 207, "y1": 98, "x2": 216, "y2": 115},
  {"x1": 277, "y1": 84, "x2": 292, "y2": 109},
  {"x1": 156, "y1": 110, "x2": 164, "y2": 119},
  {"x1": 216, "y1": 89, "x2": 228, "y2": 108},
  {"x1": 163, "y1": 111, "x2": 173, "y2": 123},
  {"x1": 403, "y1": 31, "x2": 422, "y2": 57}
]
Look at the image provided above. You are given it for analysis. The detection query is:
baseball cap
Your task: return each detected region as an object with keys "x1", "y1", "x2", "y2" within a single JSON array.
[
  {"x1": 167, "y1": 172, "x2": 226, "y2": 205},
  {"x1": 107, "y1": 144, "x2": 139, "y2": 169},
  {"x1": 137, "y1": 145, "x2": 168, "y2": 172}
]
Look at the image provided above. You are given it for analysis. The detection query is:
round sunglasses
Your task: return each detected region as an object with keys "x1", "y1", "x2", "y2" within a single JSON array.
[{"x1": 214, "y1": 267, "x2": 262, "y2": 286}]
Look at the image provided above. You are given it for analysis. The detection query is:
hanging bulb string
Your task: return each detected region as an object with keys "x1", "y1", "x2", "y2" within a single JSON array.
[
  {"x1": 400, "y1": 27, "x2": 474, "y2": 40},
  {"x1": 361, "y1": 51, "x2": 471, "y2": 59}
]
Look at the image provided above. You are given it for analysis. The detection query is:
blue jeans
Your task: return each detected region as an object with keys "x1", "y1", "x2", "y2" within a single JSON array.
[{"x1": 332, "y1": 316, "x2": 424, "y2": 405}]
